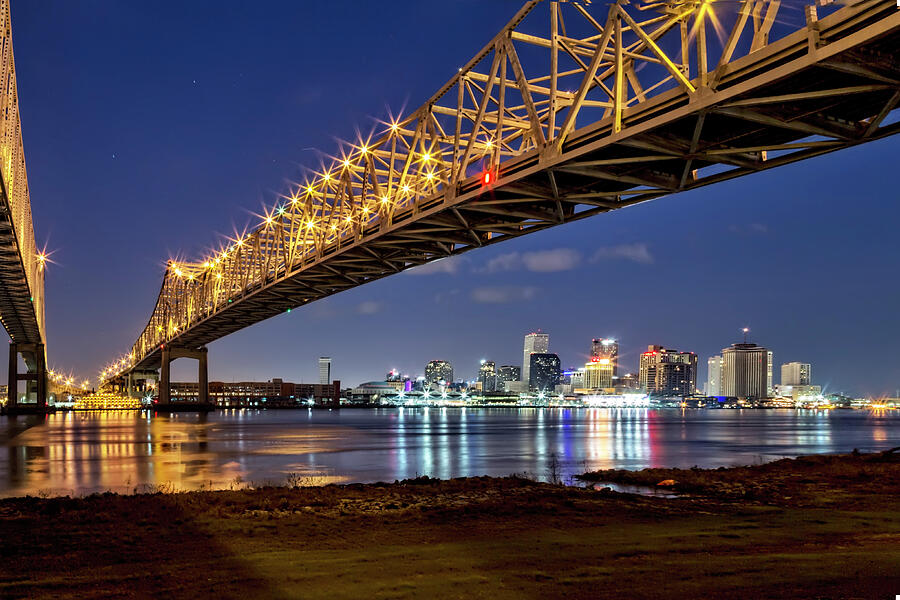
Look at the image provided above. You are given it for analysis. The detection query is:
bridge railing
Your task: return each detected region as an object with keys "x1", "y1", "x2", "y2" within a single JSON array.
[
  {"x1": 102, "y1": 0, "x2": 882, "y2": 380},
  {"x1": 0, "y1": 0, "x2": 44, "y2": 342}
]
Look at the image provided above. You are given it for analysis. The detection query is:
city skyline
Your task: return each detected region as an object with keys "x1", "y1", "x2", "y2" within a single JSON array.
[{"x1": 6, "y1": 1, "x2": 900, "y2": 396}]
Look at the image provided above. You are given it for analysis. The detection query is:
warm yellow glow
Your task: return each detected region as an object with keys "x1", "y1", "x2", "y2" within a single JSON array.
[
  {"x1": 360, "y1": 145, "x2": 368, "y2": 154},
  {"x1": 290, "y1": 195, "x2": 299, "y2": 204},
  {"x1": 322, "y1": 172, "x2": 332, "y2": 182},
  {"x1": 381, "y1": 196, "x2": 389, "y2": 203},
  {"x1": 342, "y1": 159, "x2": 351, "y2": 168},
  {"x1": 344, "y1": 215, "x2": 352, "y2": 222},
  {"x1": 306, "y1": 221, "x2": 315, "y2": 229},
  {"x1": 174, "y1": 268, "x2": 183, "y2": 277},
  {"x1": 265, "y1": 216, "x2": 274, "y2": 225},
  {"x1": 402, "y1": 184, "x2": 411, "y2": 193},
  {"x1": 422, "y1": 152, "x2": 431, "y2": 162},
  {"x1": 306, "y1": 185, "x2": 315, "y2": 195},
  {"x1": 330, "y1": 224, "x2": 337, "y2": 231},
  {"x1": 362, "y1": 206, "x2": 369, "y2": 214},
  {"x1": 485, "y1": 139, "x2": 493, "y2": 149},
  {"x1": 390, "y1": 123, "x2": 399, "y2": 132},
  {"x1": 426, "y1": 172, "x2": 434, "y2": 180}
]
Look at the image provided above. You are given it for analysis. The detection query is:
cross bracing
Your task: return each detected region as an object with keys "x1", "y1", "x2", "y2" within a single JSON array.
[{"x1": 103, "y1": 0, "x2": 900, "y2": 383}]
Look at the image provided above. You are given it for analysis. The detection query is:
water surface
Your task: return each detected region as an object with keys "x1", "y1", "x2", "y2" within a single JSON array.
[{"x1": 0, "y1": 407, "x2": 896, "y2": 497}]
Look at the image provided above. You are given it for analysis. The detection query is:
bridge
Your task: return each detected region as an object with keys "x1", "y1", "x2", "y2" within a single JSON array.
[
  {"x1": 0, "y1": 0, "x2": 48, "y2": 412},
  {"x1": 101, "y1": 0, "x2": 900, "y2": 403}
]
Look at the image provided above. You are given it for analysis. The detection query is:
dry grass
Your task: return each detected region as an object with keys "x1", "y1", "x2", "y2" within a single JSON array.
[{"x1": 0, "y1": 454, "x2": 898, "y2": 599}]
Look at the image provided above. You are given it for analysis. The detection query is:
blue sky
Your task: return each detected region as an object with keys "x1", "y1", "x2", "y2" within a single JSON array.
[{"x1": 8, "y1": 1, "x2": 900, "y2": 395}]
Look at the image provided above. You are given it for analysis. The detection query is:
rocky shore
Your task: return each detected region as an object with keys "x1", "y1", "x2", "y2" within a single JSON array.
[{"x1": 1, "y1": 451, "x2": 898, "y2": 599}]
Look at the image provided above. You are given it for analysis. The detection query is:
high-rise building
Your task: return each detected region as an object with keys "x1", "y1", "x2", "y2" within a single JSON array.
[
  {"x1": 590, "y1": 338, "x2": 619, "y2": 376},
  {"x1": 706, "y1": 355, "x2": 723, "y2": 396},
  {"x1": 424, "y1": 360, "x2": 453, "y2": 386},
  {"x1": 478, "y1": 360, "x2": 497, "y2": 392},
  {"x1": 639, "y1": 345, "x2": 698, "y2": 397},
  {"x1": 781, "y1": 362, "x2": 811, "y2": 386},
  {"x1": 722, "y1": 343, "x2": 770, "y2": 399},
  {"x1": 318, "y1": 357, "x2": 331, "y2": 385},
  {"x1": 584, "y1": 358, "x2": 614, "y2": 390},
  {"x1": 522, "y1": 331, "x2": 550, "y2": 385},
  {"x1": 497, "y1": 365, "x2": 521, "y2": 390},
  {"x1": 767, "y1": 350, "x2": 774, "y2": 396},
  {"x1": 528, "y1": 353, "x2": 560, "y2": 392}
]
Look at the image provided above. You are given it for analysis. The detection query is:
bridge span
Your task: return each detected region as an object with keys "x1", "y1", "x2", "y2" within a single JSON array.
[
  {"x1": 0, "y1": 0, "x2": 48, "y2": 411},
  {"x1": 102, "y1": 0, "x2": 900, "y2": 402}
]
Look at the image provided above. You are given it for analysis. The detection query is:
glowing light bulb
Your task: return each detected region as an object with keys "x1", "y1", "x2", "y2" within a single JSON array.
[
  {"x1": 381, "y1": 196, "x2": 389, "y2": 203},
  {"x1": 322, "y1": 172, "x2": 332, "y2": 182},
  {"x1": 390, "y1": 123, "x2": 399, "y2": 132},
  {"x1": 485, "y1": 139, "x2": 493, "y2": 149},
  {"x1": 306, "y1": 185, "x2": 315, "y2": 195},
  {"x1": 422, "y1": 152, "x2": 431, "y2": 162},
  {"x1": 360, "y1": 145, "x2": 368, "y2": 154},
  {"x1": 426, "y1": 172, "x2": 434, "y2": 180},
  {"x1": 342, "y1": 159, "x2": 351, "y2": 168},
  {"x1": 402, "y1": 184, "x2": 411, "y2": 193}
]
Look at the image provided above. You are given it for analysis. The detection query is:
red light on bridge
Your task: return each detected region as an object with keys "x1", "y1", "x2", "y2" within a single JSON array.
[{"x1": 481, "y1": 170, "x2": 494, "y2": 186}]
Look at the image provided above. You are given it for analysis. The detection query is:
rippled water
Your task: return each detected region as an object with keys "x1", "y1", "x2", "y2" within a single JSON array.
[{"x1": 0, "y1": 407, "x2": 897, "y2": 498}]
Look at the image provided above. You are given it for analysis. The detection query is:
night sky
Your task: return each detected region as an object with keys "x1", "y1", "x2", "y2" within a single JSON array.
[{"x1": 7, "y1": 1, "x2": 900, "y2": 395}]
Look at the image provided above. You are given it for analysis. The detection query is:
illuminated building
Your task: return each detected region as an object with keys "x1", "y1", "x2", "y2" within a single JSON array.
[
  {"x1": 706, "y1": 355, "x2": 723, "y2": 396},
  {"x1": 528, "y1": 353, "x2": 560, "y2": 392},
  {"x1": 722, "y1": 342, "x2": 770, "y2": 400},
  {"x1": 497, "y1": 365, "x2": 520, "y2": 391},
  {"x1": 584, "y1": 358, "x2": 614, "y2": 390},
  {"x1": 478, "y1": 360, "x2": 497, "y2": 392},
  {"x1": 767, "y1": 350, "x2": 774, "y2": 396},
  {"x1": 318, "y1": 357, "x2": 331, "y2": 385},
  {"x1": 639, "y1": 345, "x2": 697, "y2": 397},
  {"x1": 590, "y1": 338, "x2": 618, "y2": 375},
  {"x1": 781, "y1": 362, "x2": 811, "y2": 386},
  {"x1": 424, "y1": 360, "x2": 453, "y2": 386},
  {"x1": 522, "y1": 331, "x2": 549, "y2": 386}
]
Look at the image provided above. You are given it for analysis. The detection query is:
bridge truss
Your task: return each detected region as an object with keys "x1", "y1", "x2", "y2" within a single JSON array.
[
  {"x1": 0, "y1": 0, "x2": 48, "y2": 408},
  {"x1": 103, "y1": 0, "x2": 900, "y2": 385}
]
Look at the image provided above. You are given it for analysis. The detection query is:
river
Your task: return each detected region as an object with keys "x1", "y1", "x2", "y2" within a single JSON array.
[{"x1": 0, "y1": 407, "x2": 896, "y2": 497}]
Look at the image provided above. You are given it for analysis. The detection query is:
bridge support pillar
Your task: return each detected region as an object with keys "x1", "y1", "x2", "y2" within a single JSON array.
[
  {"x1": 157, "y1": 345, "x2": 208, "y2": 408},
  {"x1": 7, "y1": 342, "x2": 47, "y2": 411}
]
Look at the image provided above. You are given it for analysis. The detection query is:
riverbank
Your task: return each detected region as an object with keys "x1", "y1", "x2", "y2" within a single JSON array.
[{"x1": 1, "y1": 450, "x2": 898, "y2": 599}]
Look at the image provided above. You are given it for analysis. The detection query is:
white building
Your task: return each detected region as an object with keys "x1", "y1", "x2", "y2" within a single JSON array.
[
  {"x1": 318, "y1": 357, "x2": 331, "y2": 385},
  {"x1": 781, "y1": 362, "x2": 811, "y2": 386},
  {"x1": 522, "y1": 331, "x2": 549, "y2": 386},
  {"x1": 706, "y1": 355, "x2": 723, "y2": 396},
  {"x1": 722, "y1": 343, "x2": 770, "y2": 399}
]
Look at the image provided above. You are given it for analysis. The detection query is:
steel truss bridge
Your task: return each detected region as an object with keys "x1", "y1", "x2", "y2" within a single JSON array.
[
  {"x1": 0, "y1": 0, "x2": 49, "y2": 410},
  {"x1": 103, "y1": 0, "x2": 900, "y2": 400}
]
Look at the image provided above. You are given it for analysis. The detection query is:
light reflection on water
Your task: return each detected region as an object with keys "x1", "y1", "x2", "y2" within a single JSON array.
[{"x1": 0, "y1": 408, "x2": 897, "y2": 498}]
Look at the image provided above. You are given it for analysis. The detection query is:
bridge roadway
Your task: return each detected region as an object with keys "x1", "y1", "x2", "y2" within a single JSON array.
[
  {"x1": 0, "y1": 0, "x2": 48, "y2": 409},
  {"x1": 105, "y1": 0, "x2": 900, "y2": 395}
]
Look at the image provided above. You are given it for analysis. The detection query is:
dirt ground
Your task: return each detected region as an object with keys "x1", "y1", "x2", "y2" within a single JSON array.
[{"x1": 1, "y1": 450, "x2": 899, "y2": 599}]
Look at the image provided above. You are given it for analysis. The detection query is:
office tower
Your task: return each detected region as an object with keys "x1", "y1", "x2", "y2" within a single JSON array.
[
  {"x1": 584, "y1": 358, "x2": 614, "y2": 390},
  {"x1": 497, "y1": 365, "x2": 521, "y2": 388},
  {"x1": 424, "y1": 360, "x2": 453, "y2": 386},
  {"x1": 522, "y1": 331, "x2": 549, "y2": 385},
  {"x1": 318, "y1": 357, "x2": 331, "y2": 385},
  {"x1": 590, "y1": 338, "x2": 619, "y2": 375},
  {"x1": 478, "y1": 360, "x2": 497, "y2": 392},
  {"x1": 722, "y1": 342, "x2": 770, "y2": 399},
  {"x1": 781, "y1": 362, "x2": 811, "y2": 386},
  {"x1": 706, "y1": 355, "x2": 723, "y2": 396},
  {"x1": 767, "y1": 350, "x2": 774, "y2": 396},
  {"x1": 639, "y1": 345, "x2": 698, "y2": 397},
  {"x1": 528, "y1": 353, "x2": 560, "y2": 392}
]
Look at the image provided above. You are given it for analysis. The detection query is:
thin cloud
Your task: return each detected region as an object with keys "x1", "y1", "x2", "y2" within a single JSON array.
[
  {"x1": 405, "y1": 255, "x2": 462, "y2": 275},
  {"x1": 470, "y1": 286, "x2": 539, "y2": 304},
  {"x1": 590, "y1": 243, "x2": 654, "y2": 265},
  {"x1": 479, "y1": 248, "x2": 581, "y2": 273},
  {"x1": 356, "y1": 301, "x2": 381, "y2": 315},
  {"x1": 522, "y1": 248, "x2": 581, "y2": 272}
]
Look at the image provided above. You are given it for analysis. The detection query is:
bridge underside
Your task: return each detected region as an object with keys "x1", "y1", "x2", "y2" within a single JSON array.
[{"x1": 123, "y1": 0, "x2": 899, "y2": 376}]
